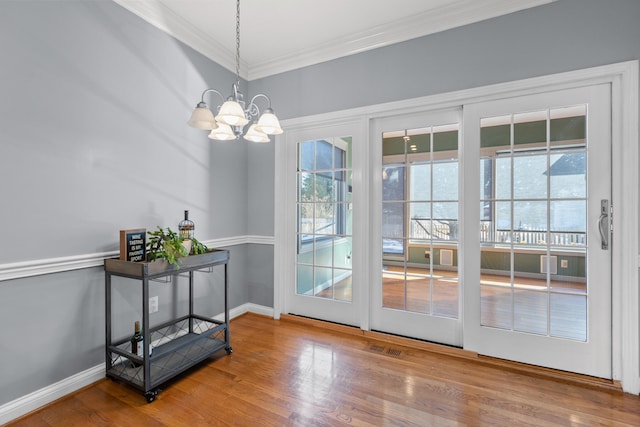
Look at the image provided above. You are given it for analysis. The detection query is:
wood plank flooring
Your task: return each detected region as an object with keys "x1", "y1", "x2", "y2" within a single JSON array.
[{"x1": 7, "y1": 313, "x2": 640, "y2": 426}]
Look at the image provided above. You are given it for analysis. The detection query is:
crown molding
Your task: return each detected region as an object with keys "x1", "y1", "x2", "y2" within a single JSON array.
[
  {"x1": 249, "y1": 0, "x2": 556, "y2": 80},
  {"x1": 112, "y1": 0, "x2": 248, "y2": 79},
  {"x1": 113, "y1": 0, "x2": 554, "y2": 80}
]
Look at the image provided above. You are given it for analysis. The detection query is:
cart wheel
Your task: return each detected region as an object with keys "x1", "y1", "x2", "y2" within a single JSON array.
[
  {"x1": 225, "y1": 346, "x2": 233, "y2": 355},
  {"x1": 145, "y1": 390, "x2": 158, "y2": 403}
]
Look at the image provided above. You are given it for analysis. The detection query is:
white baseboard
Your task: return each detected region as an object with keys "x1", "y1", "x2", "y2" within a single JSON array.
[
  {"x1": 0, "y1": 364, "x2": 105, "y2": 425},
  {"x1": 0, "y1": 303, "x2": 273, "y2": 424}
]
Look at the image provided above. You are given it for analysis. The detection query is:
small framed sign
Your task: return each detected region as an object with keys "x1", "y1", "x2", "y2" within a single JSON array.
[{"x1": 120, "y1": 229, "x2": 146, "y2": 262}]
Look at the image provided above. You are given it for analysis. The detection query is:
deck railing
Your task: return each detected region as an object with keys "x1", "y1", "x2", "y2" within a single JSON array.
[{"x1": 405, "y1": 219, "x2": 585, "y2": 247}]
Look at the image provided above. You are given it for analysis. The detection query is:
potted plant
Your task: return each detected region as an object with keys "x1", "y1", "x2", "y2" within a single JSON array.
[{"x1": 146, "y1": 226, "x2": 207, "y2": 267}]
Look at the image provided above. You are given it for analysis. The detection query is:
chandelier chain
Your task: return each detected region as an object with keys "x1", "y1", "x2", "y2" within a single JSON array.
[
  {"x1": 187, "y1": 0, "x2": 282, "y2": 141},
  {"x1": 235, "y1": 0, "x2": 241, "y2": 90}
]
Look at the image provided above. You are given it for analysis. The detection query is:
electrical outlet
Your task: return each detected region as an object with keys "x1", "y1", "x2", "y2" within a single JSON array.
[
  {"x1": 560, "y1": 259, "x2": 568, "y2": 269},
  {"x1": 149, "y1": 296, "x2": 159, "y2": 313},
  {"x1": 425, "y1": 250, "x2": 430, "y2": 259}
]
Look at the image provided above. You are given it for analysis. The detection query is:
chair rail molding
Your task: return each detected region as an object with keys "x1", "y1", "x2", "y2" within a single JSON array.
[{"x1": 0, "y1": 235, "x2": 275, "y2": 282}]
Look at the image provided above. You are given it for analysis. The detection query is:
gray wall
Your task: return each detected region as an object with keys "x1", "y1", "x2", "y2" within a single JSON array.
[
  {"x1": 1, "y1": 0, "x2": 639, "y2": 410},
  {"x1": 0, "y1": 0, "x2": 251, "y2": 406},
  {"x1": 250, "y1": 0, "x2": 640, "y2": 120}
]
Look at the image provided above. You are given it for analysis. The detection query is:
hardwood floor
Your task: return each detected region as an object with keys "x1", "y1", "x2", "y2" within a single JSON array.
[{"x1": 7, "y1": 313, "x2": 640, "y2": 426}]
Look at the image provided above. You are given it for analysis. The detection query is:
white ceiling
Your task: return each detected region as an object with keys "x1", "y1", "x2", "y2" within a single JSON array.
[{"x1": 114, "y1": 0, "x2": 555, "y2": 80}]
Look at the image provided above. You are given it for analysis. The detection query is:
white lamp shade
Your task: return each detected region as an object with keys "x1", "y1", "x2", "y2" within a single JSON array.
[
  {"x1": 244, "y1": 124, "x2": 270, "y2": 143},
  {"x1": 208, "y1": 123, "x2": 236, "y2": 141},
  {"x1": 187, "y1": 106, "x2": 217, "y2": 130},
  {"x1": 217, "y1": 100, "x2": 249, "y2": 126},
  {"x1": 255, "y1": 112, "x2": 283, "y2": 135}
]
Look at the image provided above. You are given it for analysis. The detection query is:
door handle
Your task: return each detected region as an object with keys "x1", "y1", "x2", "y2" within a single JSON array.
[{"x1": 598, "y1": 199, "x2": 609, "y2": 250}]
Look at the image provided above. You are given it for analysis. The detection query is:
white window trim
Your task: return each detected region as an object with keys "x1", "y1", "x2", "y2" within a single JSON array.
[{"x1": 274, "y1": 61, "x2": 638, "y2": 393}]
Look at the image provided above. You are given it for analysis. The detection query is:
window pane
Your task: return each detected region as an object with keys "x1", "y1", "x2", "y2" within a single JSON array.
[
  {"x1": 315, "y1": 203, "x2": 334, "y2": 235},
  {"x1": 481, "y1": 285, "x2": 512, "y2": 329},
  {"x1": 409, "y1": 163, "x2": 430, "y2": 201},
  {"x1": 334, "y1": 145, "x2": 344, "y2": 169},
  {"x1": 298, "y1": 140, "x2": 314, "y2": 171},
  {"x1": 406, "y1": 274, "x2": 430, "y2": 314},
  {"x1": 382, "y1": 202, "x2": 404, "y2": 239},
  {"x1": 514, "y1": 290, "x2": 548, "y2": 335},
  {"x1": 480, "y1": 158, "x2": 493, "y2": 201},
  {"x1": 513, "y1": 201, "x2": 547, "y2": 235},
  {"x1": 383, "y1": 134, "x2": 406, "y2": 156},
  {"x1": 314, "y1": 242, "x2": 333, "y2": 267},
  {"x1": 383, "y1": 165, "x2": 405, "y2": 201},
  {"x1": 315, "y1": 140, "x2": 332, "y2": 170},
  {"x1": 432, "y1": 202, "x2": 458, "y2": 241},
  {"x1": 433, "y1": 278, "x2": 458, "y2": 318},
  {"x1": 481, "y1": 115, "x2": 511, "y2": 150},
  {"x1": 550, "y1": 106, "x2": 586, "y2": 145},
  {"x1": 298, "y1": 172, "x2": 313, "y2": 202},
  {"x1": 550, "y1": 152, "x2": 586, "y2": 198},
  {"x1": 514, "y1": 111, "x2": 547, "y2": 148},
  {"x1": 409, "y1": 202, "x2": 430, "y2": 239},
  {"x1": 408, "y1": 132, "x2": 430, "y2": 154},
  {"x1": 513, "y1": 155, "x2": 547, "y2": 199},
  {"x1": 314, "y1": 266, "x2": 333, "y2": 297},
  {"x1": 495, "y1": 201, "x2": 511, "y2": 233},
  {"x1": 298, "y1": 203, "x2": 314, "y2": 234},
  {"x1": 382, "y1": 271, "x2": 406, "y2": 309},
  {"x1": 296, "y1": 264, "x2": 313, "y2": 295},
  {"x1": 383, "y1": 238, "x2": 404, "y2": 255},
  {"x1": 333, "y1": 269, "x2": 352, "y2": 302},
  {"x1": 495, "y1": 157, "x2": 511, "y2": 199},
  {"x1": 314, "y1": 174, "x2": 333, "y2": 203},
  {"x1": 432, "y1": 162, "x2": 458, "y2": 201},
  {"x1": 334, "y1": 237, "x2": 352, "y2": 269},
  {"x1": 550, "y1": 200, "x2": 586, "y2": 234},
  {"x1": 550, "y1": 293, "x2": 586, "y2": 341}
]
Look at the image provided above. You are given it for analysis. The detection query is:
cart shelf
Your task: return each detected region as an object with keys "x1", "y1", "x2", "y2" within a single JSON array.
[{"x1": 104, "y1": 249, "x2": 231, "y2": 402}]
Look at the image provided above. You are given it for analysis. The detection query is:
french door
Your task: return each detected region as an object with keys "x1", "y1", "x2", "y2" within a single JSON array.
[
  {"x1": 280, "y1": 84, "x2": 613, "y2": 379},
  {"x1": 281, "y1": 120, "x2": 364, "y2": 327},
  {"x1": 463, "y1": 84, "x2": 612, "y2": 378},
  {"x1": 371, "y1": 108, "x2": 463, "y2": 346}
]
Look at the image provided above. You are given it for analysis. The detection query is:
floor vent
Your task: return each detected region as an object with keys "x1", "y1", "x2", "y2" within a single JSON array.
[
  {"x1": 386, "y1": 348, "x2": 402, "y2": 357},
  {"x1": 369, "y1": 344, "x2": 385, "y2": 353}
]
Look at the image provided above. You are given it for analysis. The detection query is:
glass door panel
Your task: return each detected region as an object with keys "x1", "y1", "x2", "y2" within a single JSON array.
[
  {"x1": 372, "y1": 109, "x2": 462, "y2": 347},
  {"x1": 296, "y1": 137, "x2": 353, "y2": 302},
  {"x1": 464, "y1": 84, "x2": 611, "y2": 378}
]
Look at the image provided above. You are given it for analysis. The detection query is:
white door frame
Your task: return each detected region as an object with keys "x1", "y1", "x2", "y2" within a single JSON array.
[{"x1": 273, "y1": 60, "x2": 639, "y2": 393}]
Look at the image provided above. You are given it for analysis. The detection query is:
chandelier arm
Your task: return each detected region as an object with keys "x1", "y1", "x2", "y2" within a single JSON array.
[
  {"x1": 248, "y1": 93, "x2": 272, "y2": 109},
  {"x1": 201, "y1": 88, "x2": 225, "y2": 104},
  {"x1": 246, "y1": 93, "x2": 273, "y2": 119}
]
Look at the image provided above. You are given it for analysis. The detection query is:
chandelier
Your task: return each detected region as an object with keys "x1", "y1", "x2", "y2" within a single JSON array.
[{"x1": 187, "y1": 0, "x2": 282, "y2": 142}]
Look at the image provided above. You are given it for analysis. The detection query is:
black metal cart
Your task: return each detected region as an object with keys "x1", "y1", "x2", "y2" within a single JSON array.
[{"x1": 104, "y1": 249, "x2": 231, "y2": 402}]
